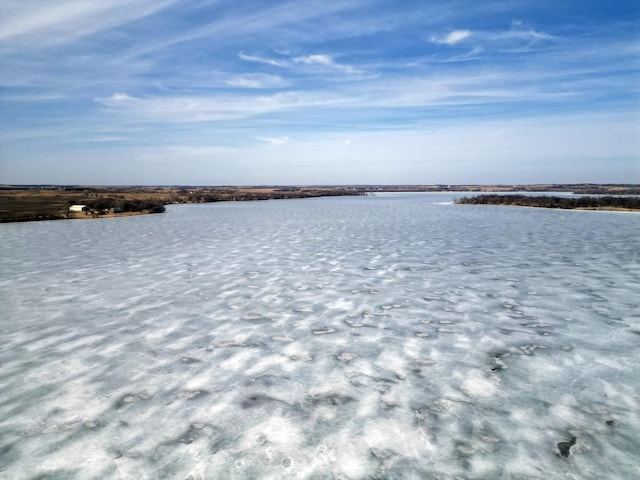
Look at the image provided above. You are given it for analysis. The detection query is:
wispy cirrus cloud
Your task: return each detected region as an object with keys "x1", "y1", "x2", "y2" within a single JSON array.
[
  {"x1": 292, "y1": 54, "x2": 361, "y2": 74},
  {"x1": 2, "y1": 1, "x2": 638, "y2": 184},
  {"x1": 225, "y1": 73, "x2": 288, "y2": 89},
  {"x1": 430, "y1": 22, "x2": 555, "y2": 58},
  {"x1": 257, "y1": 136, "x2": 291, "y2": 146},
  {"x1": 239, "y1": 51, "x2": 363, "y2": 75},
  {"x1": 115, "y1": 1, "x2": 368, "y2": 65},
  {"x1": 238, "y1": 52, "x2": 289, "y2": 68},
  {"x1": 92, "y1": 65, "x2": 583, "y2": 128},
  {"x1": 482, "y1": 22, "x2": 556, "y2": 53},
  {"x1": 501, "y1": 20, "x2": 554, "y2": 41},
  {"x1": 431, "y1": 29, "x2": 472, "y2": 45},
  {"x1": 0, "y1": 0, "x2": 178, "y2": 45},
  {"x1": 93, "y1": 90, "x2": 350, "y2": 123}
]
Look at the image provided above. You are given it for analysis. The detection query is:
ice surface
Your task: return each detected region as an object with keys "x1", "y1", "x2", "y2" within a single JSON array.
[{"x1": 1, "y1": 193, "x2": 639, "y2": 479}]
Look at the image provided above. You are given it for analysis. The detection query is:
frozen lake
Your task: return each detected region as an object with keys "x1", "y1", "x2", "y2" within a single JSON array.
[{"x1": 1, "y1": 193, "x2": 639, "y2": 479}]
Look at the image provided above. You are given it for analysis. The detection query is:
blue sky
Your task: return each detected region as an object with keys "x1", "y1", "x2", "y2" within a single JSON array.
[{"x1": 0, "y1": 0, "x2": 638, "y2": 185}]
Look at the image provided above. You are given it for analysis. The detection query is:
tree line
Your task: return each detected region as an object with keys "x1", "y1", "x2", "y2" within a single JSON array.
[
  {"x1": 76, "y1": 197, "x2": 166, "y2": 214},
  {"x1": 455, "y1": 194, "x2": 640, "y2": 210}
]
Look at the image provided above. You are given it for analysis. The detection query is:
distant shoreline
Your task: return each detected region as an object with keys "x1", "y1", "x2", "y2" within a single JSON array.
[
  {"x1": 0, "y1": 186, "x2": 365, "y2": 223},
  {"x1": 455, "y1": 194, "x2": 640, "y2": 212},
  {"x1": 1, "y1": 184, "x2": 639, "y2": 223}
]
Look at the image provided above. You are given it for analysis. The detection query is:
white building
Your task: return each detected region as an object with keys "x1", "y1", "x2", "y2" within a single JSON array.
[{"x1": 68, "y1": 204, "x2": 89, "y2": 213}]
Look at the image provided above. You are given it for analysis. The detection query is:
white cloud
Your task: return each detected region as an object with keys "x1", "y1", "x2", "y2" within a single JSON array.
[
  {"x1": 495, "y1": 26, "x2": 554, "y2": 43},
  {"x1": 257, "y1": 136, "x2": 291, "y2": 146},
  {"x1": 94, "y1": 91, "x2": 349, "y2": 122},
  {"x1": 468, "y1": 23, "x2": 554, "y2": 52},
  {"x1": 93, "y1": 62, "x2": 586, "y2": 126},
  {"x1": 0, "y1": 0, "x2": 177, "y2": 44},
  {"x1": 432, "y1": 29, "x2": 472, "y2": 45},
  {"x1": 111, "y1": 2, "x2": 369, "y2": 64},
  {"x1": 100, "y1": 93, "x2": 134, "y2": 105},
  {"x1": 238, "y1": 52, "x2": 289, "y2": 68},
  {"x1": 293, "y1": 54, "x2": 333, "y2": 66},
  {"x1": 239, "y1": 51, "x2": 361, "y2": 75},
  {"x1": 293, "y1": 54, "x2": 360, "y2": 74},
  {"x1": 430, "y1": 24, "x2": 553, "y2": 53},
  {"x1": 225, "y1": 73, "x2": 287, "y2": 89}
]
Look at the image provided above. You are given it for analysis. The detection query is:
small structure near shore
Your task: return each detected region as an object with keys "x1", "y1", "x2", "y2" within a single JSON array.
[{"x1": 68, "y1": 204, "x2": 89, "y2": 213}]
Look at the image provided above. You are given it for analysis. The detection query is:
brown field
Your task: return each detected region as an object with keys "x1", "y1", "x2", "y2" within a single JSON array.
[{"x1": 0, "y1": 186, "x2": 364, "y2": 223}]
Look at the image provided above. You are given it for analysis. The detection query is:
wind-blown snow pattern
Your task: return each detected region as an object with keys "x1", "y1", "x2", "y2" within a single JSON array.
[{"x1": 1, "y1": 193, "x2": 639, "y2": 479}]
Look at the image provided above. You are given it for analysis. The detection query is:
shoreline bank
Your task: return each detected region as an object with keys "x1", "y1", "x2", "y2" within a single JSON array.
[
  {"x1": 455, "y1": 194, "x2": 640, "y2": 212},
  {"x1": 2, "y1": 185, "x2": 640, "y2": 223}
]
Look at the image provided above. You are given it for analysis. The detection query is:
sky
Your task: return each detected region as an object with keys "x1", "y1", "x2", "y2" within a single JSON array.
[{"x1": 0, "y1": 0, "x2": 638, "y2": 185}]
